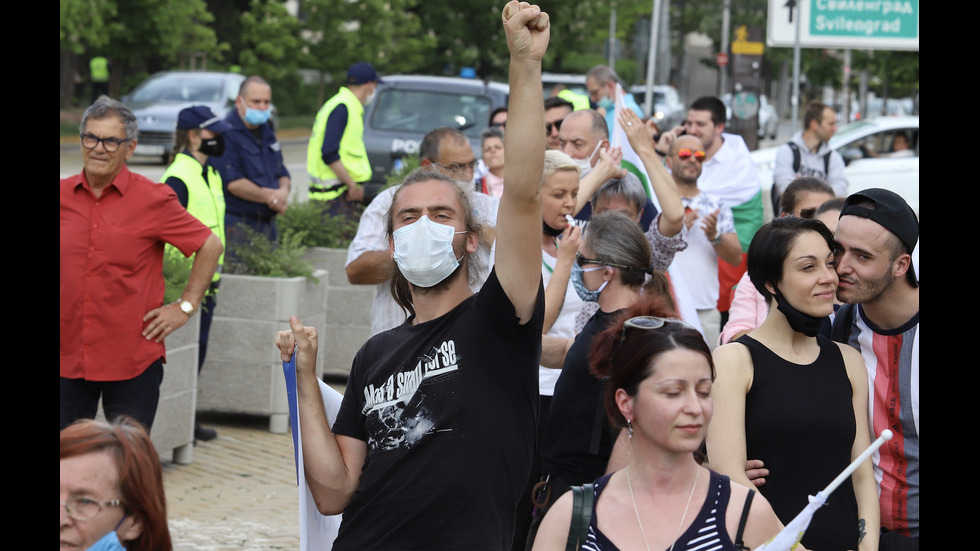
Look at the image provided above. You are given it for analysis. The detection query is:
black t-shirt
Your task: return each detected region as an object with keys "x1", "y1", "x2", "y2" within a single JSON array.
[
  {"x1": 332, "y1": 268, "x2": 545, "y2": 550},
  {"x1": 540, "y1": 308, "x2": 621, "y2": 486}
]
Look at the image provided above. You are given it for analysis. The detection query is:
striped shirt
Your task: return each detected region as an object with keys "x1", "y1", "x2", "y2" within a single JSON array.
[
  {"x1": 845, "y1": 305, "x2": 919, "y2": 537},
  {"x1": 584, "y1": 470, "x2": 744, "y2": 551}
]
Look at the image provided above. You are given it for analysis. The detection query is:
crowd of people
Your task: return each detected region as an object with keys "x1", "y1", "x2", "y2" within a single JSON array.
[{"x1": 61, "y1": 2, "x2": 918, "y2": 550}]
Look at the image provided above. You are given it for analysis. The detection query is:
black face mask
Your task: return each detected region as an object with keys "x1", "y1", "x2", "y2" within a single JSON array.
[
  {"x1": 199, "y1": 134, "x2": 225, "y2": 157},
  {"x1": 542, "y1": 220, "x2": 564, "y2": 237},
  {"x1": 772, "y1": 288, "x2": 824, "y2": 338}
]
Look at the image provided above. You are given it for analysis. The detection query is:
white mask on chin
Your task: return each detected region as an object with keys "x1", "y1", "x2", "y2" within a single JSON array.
[{"x1": 392, "y1": 215, "x2": 466, "y2": 288}]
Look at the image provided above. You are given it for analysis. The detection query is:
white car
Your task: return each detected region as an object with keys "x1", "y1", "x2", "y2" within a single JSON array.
[{"x1": 752, "y1": 116, "x2": 919, "y2": 221}]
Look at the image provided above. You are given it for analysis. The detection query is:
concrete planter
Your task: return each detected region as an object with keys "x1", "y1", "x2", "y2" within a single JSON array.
[
  {"x1": 198, "y1": 269, "x2": 328, "y2": 433},
  {"x1": 157, "y1": 311, "x2": 200, "y2": 464},
  {"x1": 304, "y1": 247, "x2": 374, "y2": 380}
]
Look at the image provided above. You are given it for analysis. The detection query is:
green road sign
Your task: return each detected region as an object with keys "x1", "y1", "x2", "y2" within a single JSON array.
[{"x1": 768, "y1": 0, "x2": 919, "y2": 50}]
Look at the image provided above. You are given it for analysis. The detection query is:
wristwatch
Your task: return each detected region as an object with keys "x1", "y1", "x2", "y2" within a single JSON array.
[
  {"x1": 710, "y1": 232, "x2": 723, "y2": 246},
  {"x1": 178, "y1": 299, "x2": 195, "y2": 316}
]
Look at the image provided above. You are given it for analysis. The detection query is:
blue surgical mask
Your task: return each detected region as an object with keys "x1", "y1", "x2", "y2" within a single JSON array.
[
  {"x1": 244, "y1": 107, "x2": 271, "y2": 126},
  {"x1": 598, "y1": 96, "x2": 615, "y2": 111},
  {"x1": 86, "y1": 530, "x2": 126, "y2": 551},
  {"x1": 570, "y1": 263, "x2": 608, "y2": 302}
]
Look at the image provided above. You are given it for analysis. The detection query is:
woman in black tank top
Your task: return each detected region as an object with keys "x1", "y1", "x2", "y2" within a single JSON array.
[{"x1": 705, "y1": 217, "x2": 880, "y2": 551}]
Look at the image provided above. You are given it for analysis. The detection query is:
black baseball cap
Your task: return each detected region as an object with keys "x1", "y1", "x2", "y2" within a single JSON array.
[
  {"x1": 177, "y1": 105, "x2": 233, "y2": 132},
  {"x1": 840, "y1": 188, "x2": 918, "y2": 286},
  {"x1": 346, "y1": 62, "x2": 383, "y2": 85}
]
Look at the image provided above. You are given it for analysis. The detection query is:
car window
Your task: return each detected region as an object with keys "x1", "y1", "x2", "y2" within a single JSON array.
[
  {"x1": 131, "y1": 76, "x2": 227, "y2": 103},
  {"x1": 370, "y1": 89, "x2": 492, "y2": 139},
  {"x1": 837, "y1": 128, "x2": 918, "y2": 159}
]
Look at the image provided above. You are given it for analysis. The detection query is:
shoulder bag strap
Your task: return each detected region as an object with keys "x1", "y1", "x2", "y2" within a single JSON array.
[
  {"x1": 734, "y1": 488, "x2": 756, "y2": 551},
  {"x1": 566, "y1": 484, "x2": 595, "y2": 551}
]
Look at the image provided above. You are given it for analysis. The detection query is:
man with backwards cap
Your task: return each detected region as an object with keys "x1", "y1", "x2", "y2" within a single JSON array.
[
  {"x1": 307, "y1": 62, "x2": 383, "y2": 221},
  {"x1": 832, "y1": 188, "x2": 919, "y2": 550},
  {"x1": 161, "y1": 105, "x2": 233, "y2": 442}
]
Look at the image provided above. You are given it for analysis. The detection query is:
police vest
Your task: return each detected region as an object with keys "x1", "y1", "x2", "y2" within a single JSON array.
[
  {"x1": 160, "y1": 152, "x2": 225, "y2": 281},
  {"x1": 307, "y1": 87, "x2": 371, "y2": 201},
  {"x1": 90, "y1": 57, "x2": 109, "y2": 83},
  {"x1": 558, "y1": 89, "x2": 590, "y2": 111}
]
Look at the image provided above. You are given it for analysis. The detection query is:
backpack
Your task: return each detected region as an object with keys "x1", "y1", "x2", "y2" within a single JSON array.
[{"x1": 772, "y1": 142, "x2": 834, "y2": 213}]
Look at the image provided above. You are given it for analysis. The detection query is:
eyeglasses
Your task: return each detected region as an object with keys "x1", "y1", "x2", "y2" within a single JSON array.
[
  {"x1": 620, "y1": 315, "x2": 697, "y2": 344},
  {"x1": 442, "y1": 160, "x2": 478, "y2": 173},
  {"x1": 545, "y1": 118, "x2": 564, "y2": 134},
  {"x1": 80, "y1": 133, "x2": 133, "y2": 153},
  {"x1": 491, "y1": 121, "x2": 506, "y2": 128},
  {"x1": 676, "y1": 148, "x2": 706, "y2": 162},
  {"x1": 575, "y1": 251, "x2": 632, "y2": 271},
  {"x1": 61, "y1": 496, "x2": 123, "y2": 522}
]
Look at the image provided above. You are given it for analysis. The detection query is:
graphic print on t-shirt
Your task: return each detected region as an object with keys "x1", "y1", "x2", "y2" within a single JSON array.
[{"x1": 361, "y1": 339, "x2": 459, "y2": 452}]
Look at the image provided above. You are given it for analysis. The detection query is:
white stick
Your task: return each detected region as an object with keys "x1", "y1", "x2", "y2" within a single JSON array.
[{"x1": 818, "y1": 429, "x2": 893, "y2": 498}]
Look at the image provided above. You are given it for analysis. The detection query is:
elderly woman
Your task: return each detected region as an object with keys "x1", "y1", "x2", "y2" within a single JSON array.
[{"x1": 61, "y1": 417, "x2": 172, "y2": 551}]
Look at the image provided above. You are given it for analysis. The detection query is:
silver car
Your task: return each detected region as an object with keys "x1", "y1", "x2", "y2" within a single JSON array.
[
  {"x1": 629, "y1": 84, "x2": 685, "y2": 131},
  {"x1": 121, "y1": 71, "x2": 275, "y2": 164}
]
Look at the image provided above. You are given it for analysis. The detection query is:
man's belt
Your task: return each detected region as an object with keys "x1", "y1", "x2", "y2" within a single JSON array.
[{"x1": 309, "y1": 177, "x2": 347, "y2": 195}]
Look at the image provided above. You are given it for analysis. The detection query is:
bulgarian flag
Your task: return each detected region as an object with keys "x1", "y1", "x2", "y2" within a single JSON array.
[
  {"x1": 283, "y1": 351, "x2": 344, "y2": 551},
  {"x1": 608, "y1": 83, "x2": 703, "y2": 338},
  {"x1": 611, "y1": 83, "x2": 661, "y2": 213}
]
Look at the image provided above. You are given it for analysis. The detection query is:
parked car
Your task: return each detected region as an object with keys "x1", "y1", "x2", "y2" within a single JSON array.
[
  {"x1": 541, "y1": 72, "x2": 589, "y2": 99},
  {"x1": 630, "y1": 84, "x2": 685, "y2": 131},
  {"x1": 121, "y1": 71, "x2": 276, "y2": 164},
  {"x1": 751, "y1": 116, "x2": 919, "y2": 221},
  {"x1": 362, "y1": 75, "x2": 509, "y2": 183}
]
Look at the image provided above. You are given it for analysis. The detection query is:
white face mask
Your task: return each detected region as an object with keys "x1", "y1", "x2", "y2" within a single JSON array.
[
  {"x1": 573, "y1": 141, "x2": 603, "y2": 177},
  {"x1": 392, "y1": 215, "x2": 466, "y2": 288}
]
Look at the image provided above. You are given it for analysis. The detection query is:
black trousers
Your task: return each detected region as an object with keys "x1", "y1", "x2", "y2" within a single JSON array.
[{"x1": 60, "y1": 359, "x2": 164, "y2": 432}]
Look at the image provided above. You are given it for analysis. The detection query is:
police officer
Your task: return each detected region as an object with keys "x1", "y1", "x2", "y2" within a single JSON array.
[
  {"x1": 307, "y1": 62, "x2": 383, "y2": 220},
  {"x1": 161, "y1": 105, "x2": 231, "y2": 442}
]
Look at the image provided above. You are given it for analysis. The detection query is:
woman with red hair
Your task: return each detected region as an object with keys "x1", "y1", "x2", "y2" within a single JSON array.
[{"x1": 60, "y1": 416, "x2": 172, "y2": 550}]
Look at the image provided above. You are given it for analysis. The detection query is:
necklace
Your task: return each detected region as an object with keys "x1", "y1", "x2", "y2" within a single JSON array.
[{"x1": 626, "y1": 465, "x2": 701, "y2": 551}]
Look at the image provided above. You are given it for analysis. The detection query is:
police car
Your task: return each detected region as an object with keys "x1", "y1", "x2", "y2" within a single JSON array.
[{"x1": 362, "y1": 75, "x2": 509, "y2": 182}]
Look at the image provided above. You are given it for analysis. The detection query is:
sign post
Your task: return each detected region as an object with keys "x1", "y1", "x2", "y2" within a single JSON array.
[{"x1": 729, "y1": 25, "x2": 764, "y2": 151}]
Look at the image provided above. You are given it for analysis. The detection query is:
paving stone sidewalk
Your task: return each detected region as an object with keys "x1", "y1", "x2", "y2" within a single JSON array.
[{"x1": 162, "y1": 412, "x2": 302, "y2": 550}]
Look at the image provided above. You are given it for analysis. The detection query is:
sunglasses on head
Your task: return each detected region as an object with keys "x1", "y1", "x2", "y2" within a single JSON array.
[
  {"x1": 545, "y1": 118, "x2": 564, "y2": 134},
  {"x1": 677, "y1": 148, "x2": 706, "y2": 162},
  {"x1": 619, "y1": 315, "x2": 697, "y2": 344}
]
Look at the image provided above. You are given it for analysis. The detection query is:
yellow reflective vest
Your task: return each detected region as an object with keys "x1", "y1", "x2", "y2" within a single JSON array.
[
  {"x1": 160, "y1": 152, "x2": 225, "y2": 281},
  {"x1": 558, "y1": 89, "x2": 590, "y2": 111},
  {"x1": 307, "y1": 86, "x2": 371, "y2": 201},
  {"x1": 90, "y1": 57, "x2": 109, "y2": 83}
]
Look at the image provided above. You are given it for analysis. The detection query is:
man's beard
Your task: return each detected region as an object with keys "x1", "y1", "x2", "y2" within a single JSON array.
[
  {"x1": 838, "y1": 268, "x2": 895, "y2": 304},
  {"x1": 411, "y1": 253, "x2": 467, "y2": 297}
]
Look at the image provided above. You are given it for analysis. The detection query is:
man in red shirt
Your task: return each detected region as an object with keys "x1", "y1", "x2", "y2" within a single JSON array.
[{"x1": 60, "y1": 96, "x2": 223, "y2": 431}]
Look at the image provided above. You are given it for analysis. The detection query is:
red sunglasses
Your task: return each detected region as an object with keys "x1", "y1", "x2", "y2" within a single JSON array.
[{"x1": 677, "y1": 148, "x2": 706, "y2": 162}]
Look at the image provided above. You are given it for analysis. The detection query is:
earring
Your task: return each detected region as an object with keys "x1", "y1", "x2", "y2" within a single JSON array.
[{"x1": 627, "y1": 419, "x2": 634, "y2": 439}]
